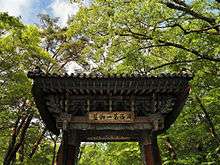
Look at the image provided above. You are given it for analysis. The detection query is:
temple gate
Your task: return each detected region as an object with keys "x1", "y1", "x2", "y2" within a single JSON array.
[{"x1": 28, "y1": 69, "x2": 192, "y2": 165}]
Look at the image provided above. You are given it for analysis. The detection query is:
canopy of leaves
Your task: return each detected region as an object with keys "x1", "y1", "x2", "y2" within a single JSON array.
[
  {"x1": 0, "y1": 12, "x2": 60, "y2": 164},
  {"x1": 67, "y1": 0, "x2": 220, "y2": 164},
  {"x1": 0, "y1": 0, "x2": 220, "y2": 164}
]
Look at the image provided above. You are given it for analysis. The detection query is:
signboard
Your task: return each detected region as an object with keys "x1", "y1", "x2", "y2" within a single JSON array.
[{"x1": 88, "y1": 111, "x2": 134, "y2": 123}]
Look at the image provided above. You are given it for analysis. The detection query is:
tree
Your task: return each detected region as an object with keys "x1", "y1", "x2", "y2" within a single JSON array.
[
  {"x1": 79, "y1": 142, "x2": 141, "y2": 165},
  {"x1": 0, "y1": 12, "x2": 86, "y2": 164},
  {"x1": 0, "y1": 12, "x2": 55, "y2": 164},
  {"x1": 1, "y1": 0, "x2": 220, "y2": 163},
  {"x1": 37, "y1": 14, "x2": 87, "y2": 73},
  {"x1": 67, "y1": 0, "x2": 220, "y2": 164}
]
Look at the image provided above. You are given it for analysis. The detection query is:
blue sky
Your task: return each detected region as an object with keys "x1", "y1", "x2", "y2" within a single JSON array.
[{"x1": 0, "y1": 0, "x2": 80, "y2": 26}]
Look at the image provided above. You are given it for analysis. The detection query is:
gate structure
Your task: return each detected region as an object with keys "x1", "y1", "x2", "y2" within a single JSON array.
[{"x1": 28, "y1": 69, "x2": 192, "y2": 165}]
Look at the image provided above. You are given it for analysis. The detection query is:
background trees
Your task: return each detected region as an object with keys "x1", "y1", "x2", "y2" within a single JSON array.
[
  {"x1": 0, "y1": 0, "x2": 220, "y2": 164},
  {"x1": 0, "y1": 12, "x2": 60, "y2": 164},
  {"x1": 0, "y1": 13, "x2": 84, "y2": 164},
  {"x1": 67, "y1": 0, "x2": 220, "y2": 164}
]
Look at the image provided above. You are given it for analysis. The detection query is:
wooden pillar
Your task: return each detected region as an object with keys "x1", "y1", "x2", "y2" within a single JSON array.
[
  {"x1": 141, "y1": 133, "x2": 162, "y2": 165},
  {"x1": 56, "y1": 131, "x2": 80, "y2": 165},
  {"x1": 65, "y1": 145, "x2": 78, "y2": 165},
  {"x1": 56, "y1": 144, "x2": 62, "y2": 164}
]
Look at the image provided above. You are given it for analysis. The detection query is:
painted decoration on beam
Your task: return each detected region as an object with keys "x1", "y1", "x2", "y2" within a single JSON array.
[{"x1": 88, "y1": 111, "x2": 135, "y2": 123}]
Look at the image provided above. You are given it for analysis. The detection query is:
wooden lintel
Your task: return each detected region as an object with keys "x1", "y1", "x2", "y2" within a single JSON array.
[
  {"x1": 68, "y1": 123, "x2": 153, "y2": 131},
  {"x1": 68, "y1": 116, "x2": 162, "y2": 124},
  {"x1": 56, "y1": 115, "x2": 164, "y2": 131}
]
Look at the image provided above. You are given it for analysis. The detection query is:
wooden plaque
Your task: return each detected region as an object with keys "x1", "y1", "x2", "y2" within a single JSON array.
[{"x1": 88, "y1": 111, "x2": 135, "y2": 123}]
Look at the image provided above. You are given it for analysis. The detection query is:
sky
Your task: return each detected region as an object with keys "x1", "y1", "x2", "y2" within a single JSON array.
[
  {"x1": 0, "y1": 0, "x2": 90, "y2": 73},
  {"x1": 0, "y1": 0, "x2": 83, "y2": 26}
]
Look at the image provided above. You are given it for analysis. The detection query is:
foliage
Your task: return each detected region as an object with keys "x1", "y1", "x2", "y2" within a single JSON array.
[
  {"x1": 79, "y1": 142, "x2": 141, "y2": 165},
  {"x1": 1, "y1": 0, "x2": 220, "y2": 164},
  {"x1": 0, "y1": 11, "x2": 88, "y2": 164},
  {"x1": 0, "y1": 12, "x2": 59, "y2": 164},
  {"x1": 67, "y1": 0, "x2": 220, "y2": 164}
]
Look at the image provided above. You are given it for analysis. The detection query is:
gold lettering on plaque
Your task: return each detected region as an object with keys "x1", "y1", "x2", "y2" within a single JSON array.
[{"x1": 88, "y1": 111, "x2": 134, "y2": 123}]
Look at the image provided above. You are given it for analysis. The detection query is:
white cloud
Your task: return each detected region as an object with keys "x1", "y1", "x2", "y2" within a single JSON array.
[
  {"x1": 0, "y1": 0, "x2": 34, "y2": 19},
  {"x1": 50, "y1": 0, "x2": 79, "y2": 27}
]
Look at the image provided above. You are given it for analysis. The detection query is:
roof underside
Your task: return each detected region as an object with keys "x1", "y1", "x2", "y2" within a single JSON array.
[{"x1": 28, "y1": 70, "x2": 192, "y2": 136}]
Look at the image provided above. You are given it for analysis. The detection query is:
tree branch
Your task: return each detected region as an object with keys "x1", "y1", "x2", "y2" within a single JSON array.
[
  {"x1": 165, "y1": 137, "x2": 177, "y2": 160},
  {"x1": 118, "y1": 28, "x2": 220, "y2": 63},
  {"x1": 163, "y1": 1, "x2": 216, "y2": 26},
  {"x1": 159, "y1": 23, "x2": 220, "y2": 35},
  {"x1": 146, "y1": 59, "x2": 201, "y2": 72},
  {"x1": 195, "y1": 95, "x2": 220, "y2": 145},
  {"x1": 157, "y1": 40, "x2": 220, "y2": 62}
]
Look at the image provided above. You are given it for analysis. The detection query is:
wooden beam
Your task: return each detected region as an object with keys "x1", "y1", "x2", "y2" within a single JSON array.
[
  {"x1": 79, "y1": 129, "x2": 146, "y2": 142},
  {"x1": 68, "y1": 123, "x2": 153, "y2": 131},
  {"x1": 68, "y1": 116, "x2": 163, "y2": 124}
]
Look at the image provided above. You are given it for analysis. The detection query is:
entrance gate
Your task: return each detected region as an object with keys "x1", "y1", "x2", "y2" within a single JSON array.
[{"x1": 28, "y1": 69, "x2": 192, "y2": 165}]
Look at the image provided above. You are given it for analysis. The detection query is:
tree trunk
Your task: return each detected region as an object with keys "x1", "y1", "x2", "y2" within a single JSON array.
[
  {"x1": 4, "y1": 115, "x2": 22, "y2": 164},
  {"x1": 29, "y1": 128, "x2": 47, "y2": 158},
  {"x1": 51, "y1": 136, "x2": 58, "y2": 165},
  {"x1": 18, "y1": 141, "x2": 24, "y2": 162},
  {"x1": 4, "y1": 114, "x2": 33, "y2": 165}
]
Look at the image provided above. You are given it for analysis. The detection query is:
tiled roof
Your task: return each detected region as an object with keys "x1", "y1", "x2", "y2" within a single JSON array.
[
  {"x1": 27, "y1": 70, "x2": 192, "y2": 80},
  {"x1": 28, "y1": 68, "x2": 192, "y2": 135}
]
